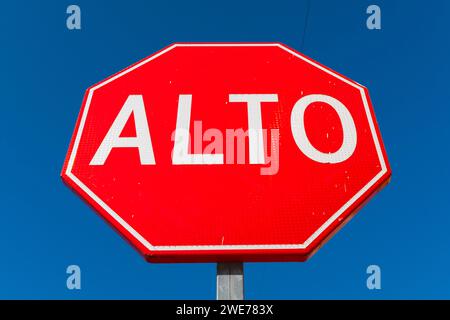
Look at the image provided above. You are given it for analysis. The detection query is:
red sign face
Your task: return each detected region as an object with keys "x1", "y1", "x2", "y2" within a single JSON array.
[{"x1": 62, "y1": 43, "x2": 391, "y2": 262}]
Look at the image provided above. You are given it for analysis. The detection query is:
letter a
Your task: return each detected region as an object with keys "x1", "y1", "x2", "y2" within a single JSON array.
[
  {"x1": 90, "y1": 95, "x2": 156, "y2": 165},
  {"x1": 366, "y1": 5, "x2": 381, "y2": 30},
  {"x1": 366, "y1": 265, "x2": 381, "y2": 290},
  {"x1": 66, "y1": 5, "x2": 81, "y2": 30}
]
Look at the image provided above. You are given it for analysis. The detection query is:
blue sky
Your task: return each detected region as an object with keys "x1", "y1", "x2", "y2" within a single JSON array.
[{"x1": 1, "y1": 0, "x2": 449, "y2": 299}]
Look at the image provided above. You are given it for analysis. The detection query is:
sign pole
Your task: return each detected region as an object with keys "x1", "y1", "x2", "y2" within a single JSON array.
[{"x1": 216, "y1": 262, "x2": 244, "y2": 300}]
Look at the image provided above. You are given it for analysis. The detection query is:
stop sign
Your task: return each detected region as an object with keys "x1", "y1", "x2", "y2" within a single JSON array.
[{"x1": 62, "y1": 43, "x2": 391, "y2": 262}]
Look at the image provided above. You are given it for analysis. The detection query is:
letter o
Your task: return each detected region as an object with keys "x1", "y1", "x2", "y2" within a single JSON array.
[{"x1": 290, "y1": 94, "x2": 357, "y2": 163}]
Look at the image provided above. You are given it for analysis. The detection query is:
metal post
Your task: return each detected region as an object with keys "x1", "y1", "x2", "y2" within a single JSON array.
[{"x1": 216, "y1": 262, "x2": 244, "y2": 300}]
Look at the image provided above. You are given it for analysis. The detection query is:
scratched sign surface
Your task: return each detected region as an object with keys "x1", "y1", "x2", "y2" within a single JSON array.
[{"x1": 61, "y1": 43, "x2": 391, "y2": 262}]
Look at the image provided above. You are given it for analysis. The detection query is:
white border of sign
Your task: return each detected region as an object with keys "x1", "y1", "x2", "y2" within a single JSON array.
[{"x1": 65, "y1": 43, "x2": 388, "y2": 251}]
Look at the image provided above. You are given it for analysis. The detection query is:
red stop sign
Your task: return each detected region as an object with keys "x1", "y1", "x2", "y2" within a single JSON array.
[{"x1": 62, "y1": 43, "x2": 391, "y2": 262}]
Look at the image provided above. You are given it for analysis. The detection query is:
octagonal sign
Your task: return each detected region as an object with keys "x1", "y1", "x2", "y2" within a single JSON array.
[{"x1": 61, "y1": 43, "x2": 391, "y2": 262}]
